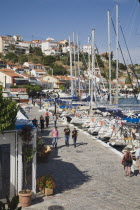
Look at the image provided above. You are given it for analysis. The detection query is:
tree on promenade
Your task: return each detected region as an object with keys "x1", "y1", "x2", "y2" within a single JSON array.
[{"x1": 0, "y1": 86, "x2": 18, "y2": 133}]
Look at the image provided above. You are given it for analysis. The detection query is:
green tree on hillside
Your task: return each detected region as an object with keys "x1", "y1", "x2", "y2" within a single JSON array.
[
  {"x1": 33, "y1": 47, "x2": 43, "y2": 56},
  {"x1": 42, "y1": 56, "x2": 56, "y2": 66},
  {"x1": 60, "y1": 56, "x2": 69, "y2": 65},
  {"x1": 29, "y1": 45, "x2": 34, "y2": 53},
  {"x1": 32, "y1": 58, "x2": 40, "y2": 64},
  {"x1": 111, "y1": 51, "x2": 113, "y2": 60},
  {"x1": 0, "y1": 86, "x2": 18, "y2": 133},
  {"x1": 50, "y1": 63, "x2": 67, "y2": 75},
  {"x1": 96, "y1": 54, "x2": 104, "y2": 67},
  {"x1": 119, "y1": 63, "x2": 127, "y2": 70},
  {"x1": 19, "y1": 55, "x2": 28, "y2": 64},
  {"x1": 125, "y1": 75, "x2": 131, "y2": 84},
  {"x1": 111, "y1": 60, "x2": 116, "y2": 68},
  {"x1": 5, "y1": 52, "x2": 18, "y2": 63}
]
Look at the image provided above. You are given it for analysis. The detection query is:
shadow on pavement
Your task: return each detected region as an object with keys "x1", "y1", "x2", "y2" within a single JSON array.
[
  {"x1": 31, "y1": 196, "x2": 44, "y2": 206},
  {"x1": 37, "y1": 147, "x2": 91, "y2": 195},
  {"x1": 76, "y1": 142, "x2": 88, "y2": 147}
]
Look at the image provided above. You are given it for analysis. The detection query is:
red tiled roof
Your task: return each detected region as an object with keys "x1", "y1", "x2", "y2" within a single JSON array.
[
  {"x1": 22, "y1": 74, "x2": 34, "y2": 78},
  {"x1": 118, "y1": 81, "x2": 125, "y2": 85},
  {"x1": 22, "y1": 65, "x2": 29, "y2": 68},
  {"x1": 34, "y1": 69, "x2": 45, "y2": 72},
  {"x1": 125, "y1": 84, "x2": 132, "y2": 86},
  {"x1": 0, "y1": 69, "x2": 23, "y2": 77},
  {"x1": 14, "y1": 66, "x2": 24, "y2": 69},
  {"x1": 34, "y1": 63, "x2": 43, "y2": 66}
]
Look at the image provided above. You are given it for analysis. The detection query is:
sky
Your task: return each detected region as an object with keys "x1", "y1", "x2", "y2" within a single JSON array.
[{"x1": 0, "y1": 0, "x2": 140, "y2": 64}]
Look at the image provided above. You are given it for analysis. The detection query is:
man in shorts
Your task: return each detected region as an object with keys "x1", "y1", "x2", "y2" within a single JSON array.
[{"x1": 135, "y1": 146, "x2": 140, "y2": 176}]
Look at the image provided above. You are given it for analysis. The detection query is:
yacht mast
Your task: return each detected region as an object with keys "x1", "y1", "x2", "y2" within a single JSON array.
[
  {"x1": 108, "y1": 10, "x2": 112, "y2": 105},
  {"x1": 88, "y1": 36, "x2": 91, "y2": 96},
  {"x1": 73, "y1": 32, "x2": 76, "y2": 91},
  {"x1": 91, "y1": 29, "x2": 95, "y2": 108},
  {"x1": 69, "y1": 36, "x2": 73, "y2": 96},
  {"x1": 93, "y1": 30, "x2": 96, "y2": 103},
  {"x1": 77, "y1": 35, "x2": 80, "y2": 95},
  {"x1": 116, "y1": 4, "x2": 119, "y2": 105}
]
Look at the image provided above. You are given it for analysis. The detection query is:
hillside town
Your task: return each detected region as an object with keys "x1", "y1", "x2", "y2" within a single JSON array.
[
  {"x1": 1, "y1": 1, "x2": 140, "y2": 209},
  {"x1": 0, "y1": 34, "x2": 139, "y2": 99}
]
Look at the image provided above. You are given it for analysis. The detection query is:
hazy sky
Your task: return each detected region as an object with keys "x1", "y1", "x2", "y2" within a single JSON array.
[{"x1": 0, "y1": 0, "x2": 140, "y2": 63}]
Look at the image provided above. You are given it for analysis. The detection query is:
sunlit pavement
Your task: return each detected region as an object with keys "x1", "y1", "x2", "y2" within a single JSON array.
[{"x1": 23, "y1": 105, "x2": 140, "y2": 210}]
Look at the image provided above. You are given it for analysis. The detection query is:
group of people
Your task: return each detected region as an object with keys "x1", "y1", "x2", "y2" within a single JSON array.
[
  {"x1": 122, "y1": 146, "x2": 140, "y2": 177},
  {"x1": 32, "y1": 112, "x2": 50, "y2": 132},
  {"x1": 51, "y1": 125, "x2": 78, "y2": 148}
]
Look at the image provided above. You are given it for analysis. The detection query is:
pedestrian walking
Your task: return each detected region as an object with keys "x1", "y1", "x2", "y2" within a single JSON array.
[
  {"x1": 122, "y1": 149, "x2": 133, "y2": 177},
  {"x1": 52, "y1": 127, "x2": 58, "y2": 148},
  {"x1": 40, "y1": 115, "x2": 45, "y2": 132},
  {"x1": 64, "y1": 125, "x2": 70, "y2": 146},
  {"x1": 72, "y1": 127, "x2": 78, "y2": 148},
  {"x1": 45, "y1": 114, "x2": 49, "y2": 128},
  {"x1": 53, "y1": 113, "x2": 58, "y2": 127},
  {"x1": 135, "y1": 146, "x2": 140, "y2": 176},
  {"x1": 32, "y1": 117, "x2": 38, "y2": 127},
  {"x1": 46, "y1": 112, "x2": 49, "y2": 116}
]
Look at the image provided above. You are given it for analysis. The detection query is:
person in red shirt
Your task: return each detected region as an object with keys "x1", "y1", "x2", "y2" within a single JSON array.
[{"x1": 52, "y1": 127, "x2": 58, "y2": 148}]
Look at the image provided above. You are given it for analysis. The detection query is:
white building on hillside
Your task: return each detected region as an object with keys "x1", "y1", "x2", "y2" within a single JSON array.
[
  {"x1": 59, "y1": 40, "x2": 68, "y2": 45},
  {"x1": 16, "y1": 41, "x2": 41, "y2": 54},
  {"x1": 41, "y1": 38, "x2": 61, "y2": 55},
  {"x1": 32, "y1": 40, "x2": 42, "y2": 47},
  {"x1": 0, "y1": 36, "x2": 16, "y2": 53},
  {"x1": 23, "y1": 62, "x2": 35, "y2": 70},
  {"x1": 31, "y1": 69, "x2": 47, "y2": 77},
  {"x1": 13, "y1": 35, "x2": 23, "y2": 42}
]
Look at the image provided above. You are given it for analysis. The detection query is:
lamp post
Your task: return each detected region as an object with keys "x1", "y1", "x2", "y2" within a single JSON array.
[
  {"x1": 47, "y1": 91, "x2": 59, "y2": 114},
  {"x1": 30, "y1": 90, "x2": 35, "y2": 104},
  {"x1": 37, "y1": 92, "x2": 42, "y2": 109}
]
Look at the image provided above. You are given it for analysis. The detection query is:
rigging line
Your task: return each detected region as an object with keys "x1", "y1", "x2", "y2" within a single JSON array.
[
  {"x1": 95, "y1": 43, "x2": 109, "y2": 89},
  {"x1": 127, "y1": 3, "x2": 139, "y2": 40},
  {"x1": 110, "y1": 16, "x2": 138, "y2": 104},
  {"x1": 119, "y1": 22, "x2": 140, "y2": 87},
  {"x1": 124, "y1": 0, "x2": 138, "y2": 36},
  {"x1": 95, "y1": 54, "x2": 105, "y2": 90}
]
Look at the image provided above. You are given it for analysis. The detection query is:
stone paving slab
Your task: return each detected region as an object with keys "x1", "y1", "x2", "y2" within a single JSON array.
[{"x1": 23, "y1": 106, "x2": 140, "y2": 210}]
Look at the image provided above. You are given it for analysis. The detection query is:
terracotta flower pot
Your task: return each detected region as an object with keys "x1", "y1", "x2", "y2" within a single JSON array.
[
  {"x1": 18, "y1": 190, "x2": 32, "y2": 207},
  {"x1": 45, "y1": 188, "x2": 53, "y2": 196}
]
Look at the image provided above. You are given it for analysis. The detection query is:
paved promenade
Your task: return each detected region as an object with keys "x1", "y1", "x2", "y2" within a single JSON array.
[{"x1": 24, "y1": 106, "x2": 140, "y2": 210}]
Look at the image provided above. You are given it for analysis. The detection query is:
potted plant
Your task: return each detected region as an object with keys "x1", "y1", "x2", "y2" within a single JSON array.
[
  {"x1": 44, "y1": 176, "x2": 56, "y2": 196},
  {"x1": 18, "y1": 125, "x2": 36, "y2": 207},
  {"x1": 36, "y1": 176, "x2": 56, "y2": 196},
  {"x1": 36, "y1": 176, "x2": 46, "y2": 194}
]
